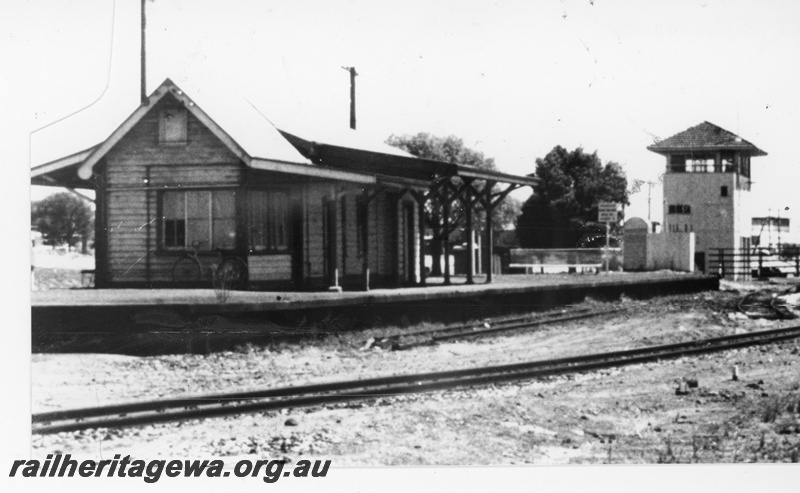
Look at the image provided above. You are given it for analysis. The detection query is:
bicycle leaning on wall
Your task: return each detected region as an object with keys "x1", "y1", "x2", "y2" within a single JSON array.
[{"x1": 172, "y1": 241, "x2": 248, "y2": 290}]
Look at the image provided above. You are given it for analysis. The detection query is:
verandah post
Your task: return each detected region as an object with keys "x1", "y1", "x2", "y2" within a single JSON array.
[
  {"x1": 485, "y1": 181, "x2": 496, "y2": 284},
  {"x1": 465, "y1": 182, "x2": 474, "y2": 285},
  {"x1": 442, "y1": 186, "x2": 451, "y2": 286}
]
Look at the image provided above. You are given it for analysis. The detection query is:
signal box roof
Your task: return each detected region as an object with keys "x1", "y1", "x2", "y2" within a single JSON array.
[{"x1": 647, "y1": 121, "x2": 766, "y2": 157}]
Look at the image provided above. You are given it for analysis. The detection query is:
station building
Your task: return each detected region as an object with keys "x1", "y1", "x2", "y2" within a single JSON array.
[{"x1": 31, "y1": 79, "x2": 535, "y2": 291}]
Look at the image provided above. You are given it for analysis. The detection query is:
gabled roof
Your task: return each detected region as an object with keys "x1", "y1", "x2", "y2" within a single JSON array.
[
  {"x1": 33, "y1": 78, "x2": 538, "y2": 190},
  {"x1": 647, "y1": 121, "x2": 767, "y2": 156},
  {"x1": 33, "y1": 79, "x2": 391, "y2": 186},
  {"x1": 72, "y1": 78, "x2": 311, "y2": 180}
]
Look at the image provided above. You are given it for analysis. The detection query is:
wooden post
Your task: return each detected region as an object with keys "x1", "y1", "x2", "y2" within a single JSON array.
[
  {"x1": 342, "y1": 66, "x2": 358, "y2": 130},
  {"x1": 465, "y1": 183, "x2": 474, "y2": 285},
  {"x1": 362, "y1": 190, "x2": 370, "y2": 291},
  {"x1": 140, "y1": 0, "x2": 147, "y2": 104},
  {"x1": 485, "y1": 184, "x2": 495, "y2": 284},
  {"x1": 442, "y1": 186, "x2": 452, "y2": 285},
  {"x1": 94, "y1": 172, "x2": 107, "y2": 288},
  {"x1": 745, "y1": 247, "x2": 751, "y2": 278},
  {"x1": 349, "y1": 67, "x2": 357, "y2": 130},
  {"x1": 145, "y1": 166, "x2": 151, "y2": 286},
  {"x1": 418, "y1": 195, "x2": 427, "y2": 286}
]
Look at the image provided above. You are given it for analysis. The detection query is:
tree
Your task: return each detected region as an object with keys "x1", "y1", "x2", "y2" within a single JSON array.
[
  {"x1": 386, "y1": 133, "x2": 518, "y2": 275},
  {"x1": 516, "y1": 146, "x2": 628, "y2": 249},
  {"x1": 32, "y1": 193, "x2": 94, "y2": 253}
]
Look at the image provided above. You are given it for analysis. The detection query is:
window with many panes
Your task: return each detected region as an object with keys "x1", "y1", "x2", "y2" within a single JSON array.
[
  {"x1": 667, "y1": 204, "x2": 691, "y2": 214},
  {"x1": 740, "y1": 156, "x2": 751, "y2": 178},
  {"x1": 669, "y1": 155, "x2": 686, "y2": 172},
  {"x1": 689, "y1": 157, "x2": 713, "y2": 173},
  {"x1": 248, "y1": 190, "x2": 290, "y2": 252},
  {"x1": 720, "y1": 152, "x2": 735, "y2": 172},
  {"x1": 162, "y1": 190, "x2": 237, "y2": 250}
]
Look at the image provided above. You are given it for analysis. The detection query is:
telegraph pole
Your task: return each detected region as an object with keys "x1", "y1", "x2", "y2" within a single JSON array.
[
  {"x1": 342, "y1": 66, "x2": 358, "y2": 129},
  {"x1": 646, "y1": 180, "x2": 659, "y2": 222},
  {"x1": 141, "y1": 0, "x2": 147, "y2": 104}
]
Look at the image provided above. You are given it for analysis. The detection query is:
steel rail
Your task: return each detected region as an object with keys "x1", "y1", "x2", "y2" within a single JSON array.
[
  {"x1": 32, "y1": 308, "x2": 611, "y2": 425},
  {"x1": 32, "y1": 325, "x2": 800, "y2": 435},
  {"x1": 396, "y1": 308, "x2": 621, "y2": 349},
  {"x1": 385, "y1": 306, "x2": 594, "y2": 341}
]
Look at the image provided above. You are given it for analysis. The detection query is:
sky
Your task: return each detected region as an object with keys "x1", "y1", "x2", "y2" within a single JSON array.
[{"x1": 15, "y1": 0, "x2": 800, "y2": 240}]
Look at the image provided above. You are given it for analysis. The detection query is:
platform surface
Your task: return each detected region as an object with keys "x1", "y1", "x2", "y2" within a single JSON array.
[{"x1": 32, "y1": 272, "x2": 714, "y2": 311}]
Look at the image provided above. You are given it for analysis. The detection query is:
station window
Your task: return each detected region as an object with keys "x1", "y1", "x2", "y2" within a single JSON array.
[
  {"x1": 162, "y1": 190, "x2": 237, "y2": 250},
  {"x1": 721, "y1": 186, "x2": 728, "y2": 197},
  {"x1": 248, "y1": 190, "x2": 290, "y2": 252}
]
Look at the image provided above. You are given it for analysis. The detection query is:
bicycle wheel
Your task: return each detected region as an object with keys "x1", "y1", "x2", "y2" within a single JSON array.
[
  {"x1": 172, "y1": 257, "x2": 203, "y2": 288},
  {"x1": 215, "y1": 257, "x2": 248, "y2": 290}
]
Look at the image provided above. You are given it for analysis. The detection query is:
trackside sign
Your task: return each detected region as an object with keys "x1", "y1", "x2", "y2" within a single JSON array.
[{"x1": 598, "y1": 202, "x2": 620, "y2": 223}]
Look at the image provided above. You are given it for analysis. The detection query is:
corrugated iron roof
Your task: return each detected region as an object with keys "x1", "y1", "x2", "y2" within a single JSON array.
[
  {"x1": 180, "y1": 80, "x2": 312, "y2": 165},
  {"x1": 277, "y1": 123, "x2": 417, "y2": 159},
  {"x1": 33, "y1": 78, "x2": 538, "y2": 189}
]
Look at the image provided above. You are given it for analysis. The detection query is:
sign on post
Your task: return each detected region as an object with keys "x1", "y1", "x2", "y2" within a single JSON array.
[
  {"x1": 598, "y1": 202, "x2": 620, "y2": 223},
  {"x1": 598, "y1": 202, "x2": 621, "y2": 273}
]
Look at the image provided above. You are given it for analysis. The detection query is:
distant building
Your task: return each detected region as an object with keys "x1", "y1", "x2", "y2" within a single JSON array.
[
  {"x1": 31, "y1": 229, "x2": 43, "y2": 247},
  {"x1": 751, "y1": 216, "x2": 790, "y2": 250},
  {"x1": 647, "y1": 121, "x2": 767, "y2": 272}
]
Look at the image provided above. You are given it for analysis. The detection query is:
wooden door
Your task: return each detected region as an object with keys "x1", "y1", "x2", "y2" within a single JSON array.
[
  {"x1": 404, "y1": 202, "x2": 416, "y2": 284},
  {"x1": 322, "y1": 198, "x2": 338, "y2": 286}
]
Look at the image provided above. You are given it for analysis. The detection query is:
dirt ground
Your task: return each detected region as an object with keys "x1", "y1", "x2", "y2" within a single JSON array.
[{"x1": 30, "y1": 279, "x2": 800, "y2": 465}]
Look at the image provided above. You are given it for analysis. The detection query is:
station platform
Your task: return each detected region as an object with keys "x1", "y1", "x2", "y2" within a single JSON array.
[
  {"x1": 32, "y1": 272, "x2": 719, "y2": 354},
  {"x1": 32, "y1": 272, "x2": 716, "y2": 312}
]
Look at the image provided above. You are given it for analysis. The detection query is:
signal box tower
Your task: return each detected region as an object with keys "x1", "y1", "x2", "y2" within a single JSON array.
[{"x1": 647, "y1": 121, "x2": 766, "y2": 272}]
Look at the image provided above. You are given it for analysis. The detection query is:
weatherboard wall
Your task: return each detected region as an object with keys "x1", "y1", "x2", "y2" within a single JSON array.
[
  {"x1": 102, "y1": 97, "x2": 243, "y2": 287},
  {"x1": 93, "y1": 94, "x2": 420, "y2": 290}
]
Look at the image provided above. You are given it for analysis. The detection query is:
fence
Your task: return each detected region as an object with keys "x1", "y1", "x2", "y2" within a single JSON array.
[
  {"x1": 707, "y1": 249, "x2": 800, "y2": 279},
  {"x1": 508, "y1": 248, "x2": 623, "y2": 274}
]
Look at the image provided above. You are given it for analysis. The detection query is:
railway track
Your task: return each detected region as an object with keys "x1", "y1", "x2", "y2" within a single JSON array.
[
  {"x1": 32, "y1": 324, "x2": 800, "y2": 435},
  {"x1": 389, "y1": 307, "x2": 620, "y2": 350},
  {"x1": 738, "y1": 289, "x2": 799, "y2": 320}
]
